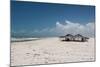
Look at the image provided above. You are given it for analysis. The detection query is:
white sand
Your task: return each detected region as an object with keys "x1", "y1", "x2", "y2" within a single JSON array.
[{"x1": 11, "y1": 37, "x2": 95, "y2": 66}]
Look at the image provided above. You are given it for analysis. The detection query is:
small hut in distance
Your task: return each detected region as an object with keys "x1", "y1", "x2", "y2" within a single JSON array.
[
  {"x1": 60, "y1": 34, "x2": 74, "y2": 41},
  {"x1": 59, "y1": 34, "x2": 89, "y2": 42},
  {"x1": 74, "y1": 34, "x2": 89, "y2": 42},
  {"x1": 65, "y1": 34, "x2": 74, "y2": 41}
]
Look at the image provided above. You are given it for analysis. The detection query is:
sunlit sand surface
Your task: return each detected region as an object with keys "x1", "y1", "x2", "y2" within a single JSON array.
[{"x1": 11, "y1": 37, "x2": 95, "y2": 66}]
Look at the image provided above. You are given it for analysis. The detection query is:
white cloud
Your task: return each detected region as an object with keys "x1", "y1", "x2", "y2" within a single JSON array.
[{"x1": 33, "y1": 20, "x2": 95, "y2": 37}]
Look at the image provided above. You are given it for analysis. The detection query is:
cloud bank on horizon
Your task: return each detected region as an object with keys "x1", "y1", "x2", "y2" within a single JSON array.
[
  {"x1": 31, "y1": 20, "x2": 95, "y2": 37},
  {"x1": 12, "y1": 20, "x2": 95, "y2": 38}
]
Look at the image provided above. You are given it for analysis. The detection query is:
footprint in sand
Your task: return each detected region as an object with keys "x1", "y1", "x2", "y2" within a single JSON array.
[
  {"x1": 26, "y1": 53, "x2": 30, "y2": 56},
  {"x1": 33, "y1": 49, "x2": 36, "y2": 51},
  {"x1": 33, "y1": 53, "x2": 41, "y2": 57}
]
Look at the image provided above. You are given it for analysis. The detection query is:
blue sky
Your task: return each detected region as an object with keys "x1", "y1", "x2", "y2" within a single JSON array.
[{"x1": 11, "y1": 1, "x2": 95, "y2": 37}]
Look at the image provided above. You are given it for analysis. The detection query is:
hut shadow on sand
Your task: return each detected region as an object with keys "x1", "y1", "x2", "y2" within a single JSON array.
[{"x1": 59, "y1": 34, "x2": 89, "y2": 42}]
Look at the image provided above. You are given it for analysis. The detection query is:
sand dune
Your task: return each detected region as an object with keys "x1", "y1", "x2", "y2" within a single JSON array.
[{"x1": 11, "y1": 37, "x2": 95, "y2": 66}]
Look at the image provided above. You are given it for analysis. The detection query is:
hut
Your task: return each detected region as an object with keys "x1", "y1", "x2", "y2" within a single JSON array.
[
  {"x1": 74, "y1": 34, "x2": 89, "y2": 42},
  {"x1": 59, "y1": 34, "x2": 89, "y2": 42},
  {"x1": 74, "y1": 34, "x2": 83, "y2": 41},
  {"x1": 59, "y1": 34, "x2": 74, "y2": 41},
  {"x1": 65, "y1": 34, "x2": 74, "y2": 41}
]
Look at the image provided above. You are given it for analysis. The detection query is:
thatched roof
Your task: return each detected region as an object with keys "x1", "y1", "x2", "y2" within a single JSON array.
[
  {"x1": 74, "y1": 34, "x2": 83, "y2": 37},
  {"x1": 65, "y1": 34, "x2": 73, "y2": 37},
  {"x1": 60, "y1": 34, "x2": 89, "y2": 39}
]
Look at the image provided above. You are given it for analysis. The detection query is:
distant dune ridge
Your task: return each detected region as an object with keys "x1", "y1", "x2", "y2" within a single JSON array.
[{"x1": 11, "y1": 37, "x2": 95, "y2": 66}]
